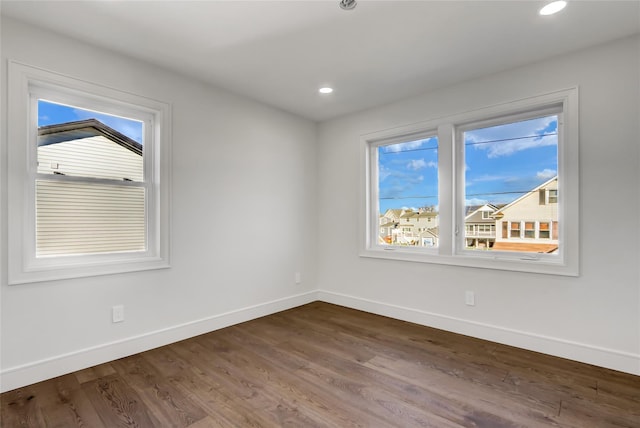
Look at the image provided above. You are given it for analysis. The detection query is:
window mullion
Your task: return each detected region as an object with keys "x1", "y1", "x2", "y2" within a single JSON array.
[{"x1": 437, "y1": 123, "x2": 455, "y2": 256}]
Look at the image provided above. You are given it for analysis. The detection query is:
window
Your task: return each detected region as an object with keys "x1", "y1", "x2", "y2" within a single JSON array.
[
  {"x1": 372, "y1": 133, "x2": 438, "y2": 248},
  {"x1": 524, "y1": 222, "x2": 536, "y2": 239},
  {"x1": 8, "y1": 61, "x2": 171, "y2": 284},
  {"x1": 361, "y1": 88, "x2": 579, "y2": 276},
  {"x1": 460, "y1": 109, "x2": 560, "y2": 251},
  {"x1": 36, "y1": 101, "x2": 146, "y2": 257},
  {"x1": 539, "y1": 188, "x2": 558, "y2": 205},
  {"x1": 510, "y1": 221, "x2": 522, "y2": 238},
  {"x1": 539, "y1": 222, "x2": 551, "y2": 239},
  {"x1": 478, "y1": 224, "x2": 495, "y2": 234}
]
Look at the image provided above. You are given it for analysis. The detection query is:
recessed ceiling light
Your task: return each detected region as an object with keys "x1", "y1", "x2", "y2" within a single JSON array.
[
  {"x1": 339, "y1": 0, "x2": 357, "y2": 11},
  {"x1": 539, "y1": 1, "x2": 567, "y2": 16},
  {"x1": 319, "y1": 87, "x2": 334, "y2": 94}
]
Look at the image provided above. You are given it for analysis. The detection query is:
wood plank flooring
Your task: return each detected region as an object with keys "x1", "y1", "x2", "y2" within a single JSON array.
[{"x1": 2, "y1": 301, "x2": 639, "y2": 427}]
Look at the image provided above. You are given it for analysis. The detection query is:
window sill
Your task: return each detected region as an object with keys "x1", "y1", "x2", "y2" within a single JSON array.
[
  {"x1": 360, "y1": 246, "x2": 578, "y2": 277},
  {"x1": 9, "y1": 255, "x2": 171, "y2": 285}
]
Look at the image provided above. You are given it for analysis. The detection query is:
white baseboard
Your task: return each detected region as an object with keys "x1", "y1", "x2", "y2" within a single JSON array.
[
  {"x1": 316, "y1": 290, "x2": 640, "y2": 376},
  {"x1": 3, "y1": 289, "x2": 637, "y2": 392},
  {"x1": 0, "y1": 291, "x2": 318, "y2": 393}
]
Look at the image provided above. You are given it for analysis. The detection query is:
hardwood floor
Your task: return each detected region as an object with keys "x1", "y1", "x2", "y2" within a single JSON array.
[{"x1": 2, "y1": 302, "x2": 639, "y2": 427}]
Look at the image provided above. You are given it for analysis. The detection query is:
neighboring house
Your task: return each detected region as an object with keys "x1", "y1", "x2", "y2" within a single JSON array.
[
  {"x1": 379, "y1": 176, "x2": 558, "y2": 253},
  {"x1": 492, "y1": 176, "x2": 559, "y2": 253},
  {"x1": 379, "y1": 208, "x2": 402, "y2": 244},
  {"x1": 464, "y1": 203, "x2": 499, "y2": 249},
  {"x1": 417, "y1": 226, "x2": 439, "y2": 248},
  {"x1": 36, "y1": 119, "x2": 145, "y2": 256},
  {"x1": 379, "y1": 208, "x2": 439, "y2": 246}
]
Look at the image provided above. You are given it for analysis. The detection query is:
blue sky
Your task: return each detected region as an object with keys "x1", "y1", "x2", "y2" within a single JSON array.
[
  {"x1": 378, "y1": 115, "x2": 558, "y2": 213},
  {"x1": 378, "y1": 136, "x2": 439, "y2": 213},
  {"x1": 38, "y1": 99, "x2": 144, "y2": 143}
]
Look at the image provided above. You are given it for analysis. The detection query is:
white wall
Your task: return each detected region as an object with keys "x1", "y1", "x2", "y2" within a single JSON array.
[
  {"x1": 1, "y1": 17, "x2": 638, "y2": 393},
  {"x1": 316, "y1": 35, "x2": 640, "y2": 375},
  {"x1": 0, "y1": 17, "x2": 318, "y2": 391}
]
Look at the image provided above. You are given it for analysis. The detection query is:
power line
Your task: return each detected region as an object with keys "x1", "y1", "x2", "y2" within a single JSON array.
[
  {"x1": 466, "y1": 189, "x2": 536, "y2": 197},
  {"x1": 465, "y1": 132, "x2": 557, "y2": 147},
  {"x1": 380, "y1": 189, "x2": 540, "y2": 201},
  {"x1": 379, "y1": 131, "x2": 557, "y2": 154},
  {"x1": 380, "y1": 146, "x2": 438, "y2": 155}
]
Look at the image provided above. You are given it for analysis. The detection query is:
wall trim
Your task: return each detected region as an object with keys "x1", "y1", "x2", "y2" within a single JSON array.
[
  {"x1": 0, "y1": 291, "x2": 318, "y2": 393},
  {"x1": 316, "y1": 290, "x2": 640, "y2": 376},
  {"x1": 3, "y1": 289, "x2": 638, "y2": 392}
]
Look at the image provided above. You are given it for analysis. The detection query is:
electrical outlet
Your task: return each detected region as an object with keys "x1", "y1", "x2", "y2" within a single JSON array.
[
  {"x1": 465, "y1": 291, "x2": 476, "y2": 306},
  {"x1": 112, "y1": 305, "x2": 125, "y2": 323},
  {"x1": 294, "y1": 272, "x2": 302, "y2": 284}
]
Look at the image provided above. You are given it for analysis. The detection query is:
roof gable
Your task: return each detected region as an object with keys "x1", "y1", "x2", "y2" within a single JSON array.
[
  {"x1": 38, "y1": 119, "x2": 142, "y2": 156},
  {"x1": 494, "y1": 176, "x2": 558, "y2": 215},
  {"x1": 465, "y1": 203, "x2": 499, "y2": 220}
]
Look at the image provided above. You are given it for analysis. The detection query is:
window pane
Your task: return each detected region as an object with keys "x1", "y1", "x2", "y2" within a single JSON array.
[
  {"x1": 36, "y1": 100, "x2": 147, "y2": 257},
  {"x1": 36, "y1": 180, "x2": 146, "y2": 256},
  {"x1": 377, "y1": 136, "x2": 438, "y2": 247},
  {"x1": 37, "y1": 100, "x2": 143, "y2": 181},
  {"x1": 464, "y1": 114, "x2": 559, "y2": 253}
]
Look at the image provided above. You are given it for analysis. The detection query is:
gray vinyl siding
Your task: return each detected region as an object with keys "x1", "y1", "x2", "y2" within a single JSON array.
[
  {"x1": 35, "y1": 134, "x2": 145, "y2": 257},
  {"x1": 36, "y1": 180, "x2": 146, "y2": 256},
  {"x1": 38, "y1": 136, "x2": 143, "y2": 182}
]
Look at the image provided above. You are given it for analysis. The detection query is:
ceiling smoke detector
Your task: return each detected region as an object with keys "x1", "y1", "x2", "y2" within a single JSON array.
[{"x1": 339, "y1": 0, "x2": 357, "y2": 11}]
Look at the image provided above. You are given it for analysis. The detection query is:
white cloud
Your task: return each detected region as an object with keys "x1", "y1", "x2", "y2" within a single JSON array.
[
  {"x1": 469, "y1": 174, "x2": 510, "y2": 183},
  {"x1": 465, "y1": 197, "x2": 489, "y2": 206},
  {"x1": 536, "y1": 169, "x2": 557, "y2": 180},
  {"x1": 379, "y1": 164, "x2": 391, "y2": 182},
  {"x1": 467, "y1": 115, "x2": 558, "y2": 158},
  {"x1": 406, "y1": 158, "x2": 437, "y2": 171},
  {"x1": 485, "y1": 134, "x2": 556, "y2": 158},
  {"x1": 384, "y1": 139, "x2": 424, "y2": 153}
]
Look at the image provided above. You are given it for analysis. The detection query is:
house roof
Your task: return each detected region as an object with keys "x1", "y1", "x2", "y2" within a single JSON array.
[
  {"x1": 465, "y1": 203, "x2": 500, "y2": 220},
  {"x1": 418, "y1": 228, "x2": 439, "y2": 239},
  {"x1": 38, "y1": 119, "x2": 143, "y2": 156},
  {"x1": 380, "y1": 221, "x2": 397, "y2": 229},
  {"x1": 415, "y1": 211, "x2": 437, "y2": 218},
  {"x1": 382, "y1": 209, "x2": 403, "y2": 219},
  {"x1": 493, "y1": 176, "x2": 558, "y2": 215}
]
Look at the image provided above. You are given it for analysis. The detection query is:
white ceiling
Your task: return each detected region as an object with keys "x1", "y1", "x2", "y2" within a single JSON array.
[{"x1": 2, "y1": 1, "x2": 639, "y2": 122}]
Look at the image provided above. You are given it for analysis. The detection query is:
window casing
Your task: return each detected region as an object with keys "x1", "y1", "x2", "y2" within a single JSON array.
[
  {"x1": 361, "y1": 88, "x2": 579, "y2": 276},
  {"x1": 8, "y1": 61, "x2": 171, "y2": 284}
]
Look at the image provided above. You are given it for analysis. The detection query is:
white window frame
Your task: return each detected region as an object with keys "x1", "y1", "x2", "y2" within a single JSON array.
[
  {"x1": 7, "y1": 61, "x2": 171, "y2": 284},
  {"x1": 360, "y1": 88, "x2": 579, "y2": 276}
]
